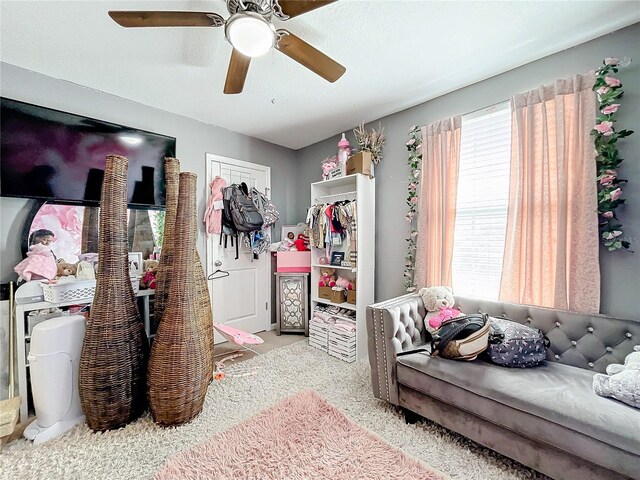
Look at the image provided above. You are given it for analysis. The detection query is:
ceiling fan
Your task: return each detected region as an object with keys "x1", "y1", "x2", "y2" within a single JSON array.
[{"x1": 108, "y1": 0, "x2": 345, "y2": 94}]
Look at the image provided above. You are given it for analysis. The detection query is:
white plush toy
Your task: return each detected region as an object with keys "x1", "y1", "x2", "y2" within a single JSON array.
[
  {"x1": 418, "y1": 286, "x2": 461, "y2": 333},
  {"x1": 593, "y1": 346, "x2": 640, "y2": 409}
]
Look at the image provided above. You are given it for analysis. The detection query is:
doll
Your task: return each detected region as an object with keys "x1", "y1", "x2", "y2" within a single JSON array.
[{"x1": 14, "y1": 243, "x2": 57, "y2": 282}]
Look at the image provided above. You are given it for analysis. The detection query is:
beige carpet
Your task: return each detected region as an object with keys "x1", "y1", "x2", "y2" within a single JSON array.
[{"x1": 1, "y1": 341, "x2": 548, "y2": 480}]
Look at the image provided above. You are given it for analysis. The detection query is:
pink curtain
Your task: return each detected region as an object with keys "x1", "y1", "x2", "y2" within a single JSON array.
[
  {"x1": 499, "y1": 72, "x2": 600, "y2": 314},
  {"x1": 414, "y1": 116, "x2": 462, "y2": 288}
]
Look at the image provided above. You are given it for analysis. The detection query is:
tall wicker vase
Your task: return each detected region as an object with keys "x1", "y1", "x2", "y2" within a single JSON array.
[
  {"x1": 154, "y1": 157, "x2": 180, "y2": 328},
  {"x1": 148, "y1": 172, "x2": 210, "y2": 426},
  {"x1": 79, "y1": 155, "x2": 149, "y2": 431},
  {"x1": 155, "y1": 158, "x2": 214, "y2": 378}
]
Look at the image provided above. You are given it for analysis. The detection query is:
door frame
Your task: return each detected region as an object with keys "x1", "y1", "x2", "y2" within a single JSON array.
[{"x1": 204, "y1": 152, "x2": 273, "y2": 333}]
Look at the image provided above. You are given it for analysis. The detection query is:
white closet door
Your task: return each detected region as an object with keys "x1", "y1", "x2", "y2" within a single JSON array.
[{"x1": 206, "y1": 155, "x2": 270, "y2": 342}]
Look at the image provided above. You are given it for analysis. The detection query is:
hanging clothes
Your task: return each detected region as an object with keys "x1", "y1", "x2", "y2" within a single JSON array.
[
  {"x1": 305, "y1": 199, "x2": 357, "y2": 266},
  {"x1": 204, "y1": 176, "x2": 227, "y2": 237}
]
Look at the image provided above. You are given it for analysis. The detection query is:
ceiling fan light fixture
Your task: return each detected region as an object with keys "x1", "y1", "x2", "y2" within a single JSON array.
[{"x1": 225, "y1": 13, "x2": 275, "y2": 58}]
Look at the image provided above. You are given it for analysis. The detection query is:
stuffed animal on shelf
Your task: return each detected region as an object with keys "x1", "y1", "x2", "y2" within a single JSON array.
[
  {"x1": 293, "y1": 234, "x2": 310, "y2": 252},
  {"x1": 593, "y1": 346, "x2": 640, "y2": 409},
  {"x1": 334, "y1": 276, "x2": 354, "y2": 291},
  {"x1": 75, "y1": 261, "x2": 96, "y2": 280},
  {"x1": 418, "y1": 285, "x2": 461, "y2": 333},
  {"x1": 56, "y1": 260, "x2": 77, "y2": 278},
  {"x1": 319, "y1": 268, "x2": 336, "y2": 287},
  {"x1": 140, "y1": 259, "x2": 159, "y2": 289}
]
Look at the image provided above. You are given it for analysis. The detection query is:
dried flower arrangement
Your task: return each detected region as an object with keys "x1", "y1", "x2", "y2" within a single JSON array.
[{"x1": 353, "y1": 123, "x2": 386, "y2": 165}]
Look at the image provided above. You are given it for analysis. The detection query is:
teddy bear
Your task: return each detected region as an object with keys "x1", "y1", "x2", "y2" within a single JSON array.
[
  {"x1": 334, "y1": 276, "x2": 354, "y2": 291},
  {"x1": 140, "y1": 259, "x2": 159, "y2": 289},
  {"x1": 319, "y1": 267, "x2": 336, "y2": 287},
  {"x1": 418, "y1": 285, "x2": 461, "y2": 333},
  {"x1": 56, "y1": 260, "x2": 77, "y2": 278},
  {"x1": 593, "y1": 346, "x2": 640, "y2": 409}
]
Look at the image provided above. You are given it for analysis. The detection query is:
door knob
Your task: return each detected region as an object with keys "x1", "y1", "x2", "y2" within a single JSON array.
[{"x1": 215, "y1": 260, "x2": 223, "y2": 267}]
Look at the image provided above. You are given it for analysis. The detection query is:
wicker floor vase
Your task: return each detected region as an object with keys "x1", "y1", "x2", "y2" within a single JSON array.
[
  {"x1": 153, "y1": 157, "x2": 179, "y2": 329},
  {"x1": 148, "y1": 172, "x2": 210, "y2": 426},
  {"x1": 155, "y1": 157, "x2": 214, "y2": 378},
  {"x1": 79, "y1": 155, "x2": 149, "y2": 431}
]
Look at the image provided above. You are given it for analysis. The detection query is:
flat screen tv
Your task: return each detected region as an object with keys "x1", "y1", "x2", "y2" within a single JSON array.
[{"x1": 0, "y1": 97, "x2": 175, "y2": 208}]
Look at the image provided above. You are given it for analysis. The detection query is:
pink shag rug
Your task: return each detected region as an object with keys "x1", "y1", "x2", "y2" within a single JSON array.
[{"x1": 155, "y1": 390, "x2": 447, "y2": 480}]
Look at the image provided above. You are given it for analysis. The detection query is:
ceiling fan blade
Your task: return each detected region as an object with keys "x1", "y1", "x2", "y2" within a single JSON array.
[
  {"x1": 276, "y1": 30, "x2": 345, "y2": 83},
  {"x1": 224, "y1": 49, "x2": 251, "y2": 94},
  {"x1": 276, "y1": 1, "x2": 337, "y2": 19},
  {"x1": 108, "y1": 11, "x2": 225, "y2": 28}
]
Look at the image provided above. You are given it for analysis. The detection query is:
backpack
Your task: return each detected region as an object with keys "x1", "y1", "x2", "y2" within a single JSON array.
[
  {"x1": 250, "y1": 187, "x2": 279, "y2": 228},
  {"x1": 220, "y1": 184, "x2": 239, "y2": 258},
  {"x1": 228, "y1": 183, "x2": 264, "y2": 233},
  {"x1": 484, "y1": 317, "x2": 550, "y2": 368},
  {"x1": 397, "y1": 314, "x2": 490, "y2": 361}
]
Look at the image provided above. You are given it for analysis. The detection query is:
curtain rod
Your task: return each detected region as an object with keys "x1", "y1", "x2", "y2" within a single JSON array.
[{"x1": 415, "y1": 99, "x2": 510, "y2": 129}]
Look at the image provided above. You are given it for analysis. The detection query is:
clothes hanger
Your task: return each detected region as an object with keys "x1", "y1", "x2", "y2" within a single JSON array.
[{"x1": 208, "y1": 269, "x2": 230, "y2": 280}]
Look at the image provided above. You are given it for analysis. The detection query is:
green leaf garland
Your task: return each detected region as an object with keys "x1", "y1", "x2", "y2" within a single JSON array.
[
  {"x1": 404, "y1": 126, "x2": 422, "y2": 292},
  {"x1": 592, "y1": 57, "x2": 634, "y2": 251}
]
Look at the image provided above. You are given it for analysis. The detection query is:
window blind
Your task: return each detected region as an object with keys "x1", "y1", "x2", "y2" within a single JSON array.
[{"x1": 451, "y1": 104, "x2": 511, "y2": 300}]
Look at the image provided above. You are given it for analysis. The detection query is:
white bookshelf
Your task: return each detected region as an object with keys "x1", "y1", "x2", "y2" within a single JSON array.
[{"x1": 309, "y1": 173, "x2": 375, "y2": 360}]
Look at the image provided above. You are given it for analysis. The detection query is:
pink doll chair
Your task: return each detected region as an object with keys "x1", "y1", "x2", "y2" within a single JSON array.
[
  {"x1": 213, "y1": 323, "x2": 264, "y2": 356},
  {"x1": 213, "y1": 324, "x2": 264, "y2": 380}
]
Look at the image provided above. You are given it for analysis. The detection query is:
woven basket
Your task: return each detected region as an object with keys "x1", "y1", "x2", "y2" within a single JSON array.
[
  {"x1": 148, "y1": 172, "x2": 210, "y2": 426},
  {"x1": 154, "y1": 157, "x2": 179, "y2": 329},
  {"x1": 78, "y1": 155, "x2": 149, "y2": 432}
]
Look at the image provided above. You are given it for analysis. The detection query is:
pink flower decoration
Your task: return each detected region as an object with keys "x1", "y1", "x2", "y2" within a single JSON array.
[
  {"x1": 604, "y1": 57, "x2": 620, "y2": 66},
  {"x1": 594, "y1": 121, "x2": 614, "y2": 136},
  {"x1": 410, "y1": 196, "x2": 418, "y2": 204},
  {"x1": 604, "y1": 76, "x2": 621, "y2": 87},
  {"x1": 601, "y1": 104, "x2": 620, "y2": 115},
  {"x1": 603, "y1": 169, "x2": 617, "y2": 176},
  {"x1": 600, "y1": 175, "x2": 616, "y2": 186},
  {"x1": 610, "y1": 188, "x2": 623, "y2": 201},
  {"x1": 596, "y1": 86, "x2": 611, "y2": 95},
  {"x1": 602, "y1": 211, "x2": 614, "y2": 219},
  {"x1": 408, "y1": 182, "x2": 417, "y2": 191},
  {"x1": 406, "y1": 138, "x2": 416, "y2": 146}
]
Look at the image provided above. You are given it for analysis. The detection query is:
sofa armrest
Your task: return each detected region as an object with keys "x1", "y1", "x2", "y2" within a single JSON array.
[{"x1": 366, "y1": 293, "x2": 427, "y2": 405}]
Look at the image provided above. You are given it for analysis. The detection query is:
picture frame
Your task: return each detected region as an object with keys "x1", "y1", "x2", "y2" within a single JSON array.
[
  {"x1": 128, "y1": 252, "x2": 144, "y2": 276},
  {"x1": 330, "y1": 252, "x2": 345, "y2": 266},
  {"x1": 281, "y1": 225, "x2": 300, "y2": 243}
]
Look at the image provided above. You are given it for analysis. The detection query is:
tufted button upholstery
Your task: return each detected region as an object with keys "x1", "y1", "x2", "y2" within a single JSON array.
[
  {"x1": 454, "y1": 296, "x2": 640, "y2": 374},
  {"x1": 588, "y1": 362, "x2": 594, "y2": 368}
]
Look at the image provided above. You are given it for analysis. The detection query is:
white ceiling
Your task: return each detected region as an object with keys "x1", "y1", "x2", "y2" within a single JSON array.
[{"x1": 1, "y1": 1, "x2": 639, "y2": 149}]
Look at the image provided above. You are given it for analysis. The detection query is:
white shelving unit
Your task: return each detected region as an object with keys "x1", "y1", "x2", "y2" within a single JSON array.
[
  {"x1": 14, "y1": 289, "x2": 155, "y2": 423},
  {"x1": 309, "y1": 173, "x2": 375, "y2": 361}
]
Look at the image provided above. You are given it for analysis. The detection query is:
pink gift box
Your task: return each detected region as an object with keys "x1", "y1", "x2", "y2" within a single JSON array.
[{"x1": 276, "y1": 251, "x2": 311, "y2": 273}]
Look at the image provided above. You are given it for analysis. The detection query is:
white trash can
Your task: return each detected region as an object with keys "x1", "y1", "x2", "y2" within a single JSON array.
[{"x1": 23, "y1": 314, "x2": 86, "y2": 444}]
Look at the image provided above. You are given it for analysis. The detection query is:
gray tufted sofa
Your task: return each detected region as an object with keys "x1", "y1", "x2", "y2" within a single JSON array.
[{"x1": 366, "y1": 294, "x2": 640, "y2": 480}]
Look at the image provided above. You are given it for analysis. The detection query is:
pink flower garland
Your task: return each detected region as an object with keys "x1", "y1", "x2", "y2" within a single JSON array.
[
  {"x1": 404, "y1": 126, "x2": 422, "y2": 292},
  {"x1": 592, "y1": 57, "x2": 634, "y2": 251}
]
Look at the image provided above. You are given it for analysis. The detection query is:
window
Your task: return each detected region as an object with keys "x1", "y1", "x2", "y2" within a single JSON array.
[{"x1": 451, "y1": 104, "x2": 511, "y2": 300}]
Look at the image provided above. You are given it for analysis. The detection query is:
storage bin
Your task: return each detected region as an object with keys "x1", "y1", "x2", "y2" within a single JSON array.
[
  {"x1": 346, "y1": 151, "x2": 373, "y2": 177},
  {"x1": 309, "y1": 318, "x2": 330, "y2": 352},
  {"x1": 328, "y1": 325, "x2": 356, "y2": 363},
  {"x1": 318, "y1": 286, "x2": 345, "y2": 304},
  {"x1": 346, "y1": 290, "x2": 356, "y2": 305},
  {"x1": 276, "y1": 251, "x2": 311, "y2": 273},
  {"x1": 42, "y1": 277, "x2": 140, "y2": 303}
]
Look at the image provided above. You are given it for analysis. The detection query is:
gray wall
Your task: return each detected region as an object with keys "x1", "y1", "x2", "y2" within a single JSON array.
[
  {"x1": 295, "y1": 24, "x2": 640, "y2": 320},
  {"x1": 0, "y1": 62, "x2": 298, "y2": 282}
]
